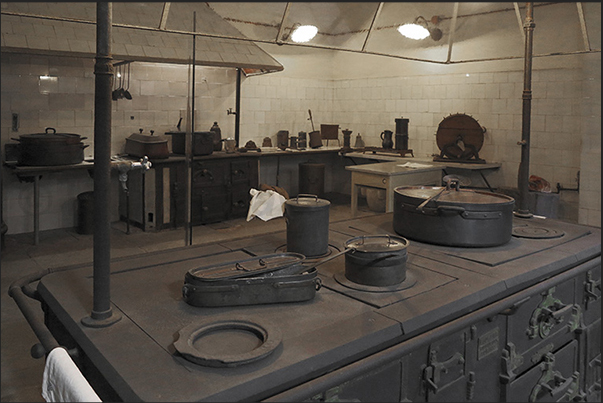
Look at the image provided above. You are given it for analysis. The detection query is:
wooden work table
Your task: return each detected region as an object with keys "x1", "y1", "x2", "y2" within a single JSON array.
[
  {"x1": 342, "y1": 152, "x2": 503, "y2": 216},
  {"x1": 342, "y1": 151, "x2": 502, "y2": 190},
  {"x1": 345, "y1": 161, "x2": 443, "y2": 216}
]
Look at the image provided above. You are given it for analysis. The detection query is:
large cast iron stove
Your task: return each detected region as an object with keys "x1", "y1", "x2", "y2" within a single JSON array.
[{"x1": 34, "y1": 213, "x2": 600, "y2": 402}]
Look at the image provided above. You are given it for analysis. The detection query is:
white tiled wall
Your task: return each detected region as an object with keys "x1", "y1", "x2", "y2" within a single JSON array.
[
  {"x1": 239, "y1": 74, "x2": 334, "y2": 147},
  {"x1": 1, "y1": 51, "x2": 600, "y2": 234},
  {"x1": 1, "y1": 54, "x2": 238, "y2": 234}
]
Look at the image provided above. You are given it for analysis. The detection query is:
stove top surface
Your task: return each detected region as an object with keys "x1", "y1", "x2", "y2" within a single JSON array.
[{"x1": 36, "y1": 213, "x2": 600, "y2": 402}]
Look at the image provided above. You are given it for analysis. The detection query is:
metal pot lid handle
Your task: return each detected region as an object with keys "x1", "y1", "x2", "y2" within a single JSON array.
[
  {"x1": 417, "y1": 176, "x2": 465, "y2": 213},
  {"x1": 296, "y1": 194, "x2": 319, "y2": 202},
  {"x1": 45, "y1": 127, "x2": 57, "y2": 134},
  {"x1": 345, "y1": 235, "x2": 409, "y2": 251}
]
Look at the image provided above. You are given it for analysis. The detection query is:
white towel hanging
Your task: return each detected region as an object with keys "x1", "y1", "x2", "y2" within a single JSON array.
[{"x1": 42, "y1": 347, "x2": 102, "y2": 402}]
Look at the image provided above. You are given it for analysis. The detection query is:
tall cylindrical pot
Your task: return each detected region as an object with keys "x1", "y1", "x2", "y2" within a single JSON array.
[{"x1": 285, "y1": 195, "x2": 330, "y2": 257}]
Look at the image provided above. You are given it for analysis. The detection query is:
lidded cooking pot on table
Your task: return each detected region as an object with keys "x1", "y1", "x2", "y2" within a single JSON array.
[
  {"x1": 125, "y1": 128, "x2": 169, "y2": 159},
  {"x1": 393, "y1": 177, "x2": 515, "y2": 247},
  {"x1": 284, "y1": 194, "x2": 330, "y2": 257},
  {"x1": 12, "y1": 127, "x2": 88, "y2": 166}
]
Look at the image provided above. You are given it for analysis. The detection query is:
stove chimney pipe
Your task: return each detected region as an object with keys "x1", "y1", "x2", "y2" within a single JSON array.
[
  {"x1": 82, "y1": 2, "x2": 121, "y2": 328},
  {"x1": 515, "y1": 2, "x2": 535, "y2": 219}
]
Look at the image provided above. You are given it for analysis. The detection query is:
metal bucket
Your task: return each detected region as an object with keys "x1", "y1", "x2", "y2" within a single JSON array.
[
  {"x1": 284, "y1": 194, "x2": 330, "y2": 257},
  {"x1": 299, "y1": 162, "x2": 325, "y2": 198}
]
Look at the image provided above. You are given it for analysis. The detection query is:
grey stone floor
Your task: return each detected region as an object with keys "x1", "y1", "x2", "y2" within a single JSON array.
[{"x1": 1, "y1": 194, "x2": 376, "y2": 402}]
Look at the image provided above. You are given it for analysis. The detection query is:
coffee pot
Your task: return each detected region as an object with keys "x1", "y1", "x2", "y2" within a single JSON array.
[{"x1": 381, "y1": 130, "x2": 393, "y2": 149}]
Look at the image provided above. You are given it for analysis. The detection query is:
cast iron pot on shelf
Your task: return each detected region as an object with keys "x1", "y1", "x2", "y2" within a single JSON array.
[{"x1": 12, "y1": 127, "x2": 88, "y2": 166}]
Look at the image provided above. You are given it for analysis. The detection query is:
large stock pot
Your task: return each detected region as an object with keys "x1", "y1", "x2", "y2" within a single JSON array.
[
  {"x1": 12, "y1": 127, "x2": 88, "y2": 166},
  {"x1": 393, "y1": 179, "x2": 515, "y2": 247}
]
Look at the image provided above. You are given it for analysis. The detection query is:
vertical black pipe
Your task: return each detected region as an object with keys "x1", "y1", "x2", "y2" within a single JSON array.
[
  {"x1": 82, "y1": 2, "x2": 121, "y2": 327},
  {"x1": 187, "y1": 12, "x2": 196, "y2": 246},
  {"x1": 516, "y1": 2, "x2": 535, "y2": 218},
  {"x1": 235, "y1": 68, "x2": 241, "y2": 146}
]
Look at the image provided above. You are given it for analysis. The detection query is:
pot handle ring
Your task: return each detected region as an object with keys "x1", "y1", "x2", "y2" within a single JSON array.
[
  {"x1": 437, "y1": 205, "x2": 465, "y2": 214},
  {"x1": 45, "y1": 127, "x2": 57, "y2": 134},
  {"x1": 296, "y1": 194, "x2": 318, "y2": 202}
]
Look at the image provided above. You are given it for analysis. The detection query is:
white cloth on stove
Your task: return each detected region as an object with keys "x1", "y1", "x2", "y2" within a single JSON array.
[
  {"x1": 42, "y1": 347, "x2": 102, "y2": 402},
  {"x1": 247, "y1": 188, "x2": 286, "y2": 222}
]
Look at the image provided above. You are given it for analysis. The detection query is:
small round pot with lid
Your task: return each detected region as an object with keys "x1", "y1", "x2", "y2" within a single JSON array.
[
  {"x1": 343, "y1": 235, "x2": 409, "y2": 287},
  {"x1": 393, "y1": 178, "x2": 515, "y2": 247}
]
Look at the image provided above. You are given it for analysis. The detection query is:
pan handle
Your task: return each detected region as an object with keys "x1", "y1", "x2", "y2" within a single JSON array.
[
  {"x1": 11, "y1": 137, "x2": 21, "y2": 142},
  {"x1": 437, "y1": 205, "x2": 465, "y2": 214},
  {"x1": 308, "y1": 247, "x2": 354, "y2": 270},
  {"x1": 417, "y1": 176, "x2": 461, "y2": 213}
]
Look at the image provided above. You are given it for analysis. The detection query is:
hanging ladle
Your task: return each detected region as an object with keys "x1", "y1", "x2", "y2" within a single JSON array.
[
  {"x1": 123, "y1": 63, "x2": 132, "y2": 100},
  {"x1": 117, "y1": 64, "x2": 126, "y2": 99},
  {"x1": 111, "y1": 64, "x2": 122, "y2": 100}
]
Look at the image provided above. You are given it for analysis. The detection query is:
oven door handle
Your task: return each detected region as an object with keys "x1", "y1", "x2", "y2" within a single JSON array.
[{"x1": 498, "y1": 296, "x2": 531, "y2": 316}]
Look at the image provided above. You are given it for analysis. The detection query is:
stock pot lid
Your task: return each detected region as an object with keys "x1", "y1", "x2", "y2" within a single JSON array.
[
  {"x1": 20, "y1": 127, "x2": 82, "y2": 140},
  {"x1": 127, "y1": 131, "x2": 168, "y2": 144},
  {"x1": 285, "y1": 195, "x2": 330, "y2": 209},
  {"x1": 187, "y1": 252, "x2": 306, "y2": 281},
  {"x1": 345, "y1": 235, "x2": 408, "y2": 252},
  {"x1": 395, "y1": 186, "x2": 514, "y2": 205}
]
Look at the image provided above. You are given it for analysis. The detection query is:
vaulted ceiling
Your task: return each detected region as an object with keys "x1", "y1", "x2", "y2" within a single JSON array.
[
  {"x1": 1, "y1": 2, "x2": 600, "y2": 68},
  {"x1": 206, "y1": 2, "x2": 601, "y2": 63}
]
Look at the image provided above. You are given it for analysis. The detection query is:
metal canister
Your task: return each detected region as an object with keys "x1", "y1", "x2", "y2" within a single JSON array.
[
  {"x1": 284, "y1": 195, "x2": 330, "y2": 257},
  {"x1": 298, "y1": 162, "x2": 325, "y2": 198},
  {"x1": 297, "y1": 131, "x2": 307, "y2": 149},
  {"x1": 277, "y1": 130, "x2": 289, "y2": 149}
]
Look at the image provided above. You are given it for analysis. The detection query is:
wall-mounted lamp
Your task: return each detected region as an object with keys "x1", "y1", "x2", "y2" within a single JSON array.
[
  {"x1": 289, "y1": 24, "x2": 318, "y2": 43},
  {"x1": 398, "y1": 16, "x2": 442, "y2": 41}
]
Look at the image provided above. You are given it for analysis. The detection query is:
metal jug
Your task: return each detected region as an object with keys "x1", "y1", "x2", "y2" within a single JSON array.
[
  {"x1": 381, "y1": 130, "x2": 394, "y2": 149},
  {"x1": 223, "y1": 138, "x2": 236, "y2": 153}
]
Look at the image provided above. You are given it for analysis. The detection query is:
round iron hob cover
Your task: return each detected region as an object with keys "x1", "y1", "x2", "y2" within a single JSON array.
[
  {"x1": 173, "y1": 317, "x2": 282, "y2": 367},
  {"x1": 334, "y1": 269, "x2": 417, "y2": 293},
  {"x1": 512, "y1": 225, "x2": 565, "y2": 239}
]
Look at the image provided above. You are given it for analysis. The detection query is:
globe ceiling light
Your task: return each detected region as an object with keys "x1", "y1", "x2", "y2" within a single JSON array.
[
  {"x1": 290, "y1": 25, "x2": 318, "y2": 43},
  {"x1": 398, "y1": 16, "x2": 443, "y2": 41},
  {"x1": 397, "y1": 23, "x2": 430, "y2": 40}
]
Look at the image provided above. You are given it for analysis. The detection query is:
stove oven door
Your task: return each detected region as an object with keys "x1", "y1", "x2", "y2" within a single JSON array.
[
  {"x1": 501, "y1": 277, "x2": 582, "y2": 379},
  {"x1": 505, "y1": 340, "x2": 581, "y2": 402},
  {"x1": 416, "y1": 315, "x2": 506, "y2": 402}
]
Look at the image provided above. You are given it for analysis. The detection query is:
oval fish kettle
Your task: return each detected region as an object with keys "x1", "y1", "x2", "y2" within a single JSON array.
[
  {"x1": 182, "y1": 253, "x2": 322, "y2": 307},
  {"x1": 186, "y1": 252, "x2": 306, "y2": 282}
]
